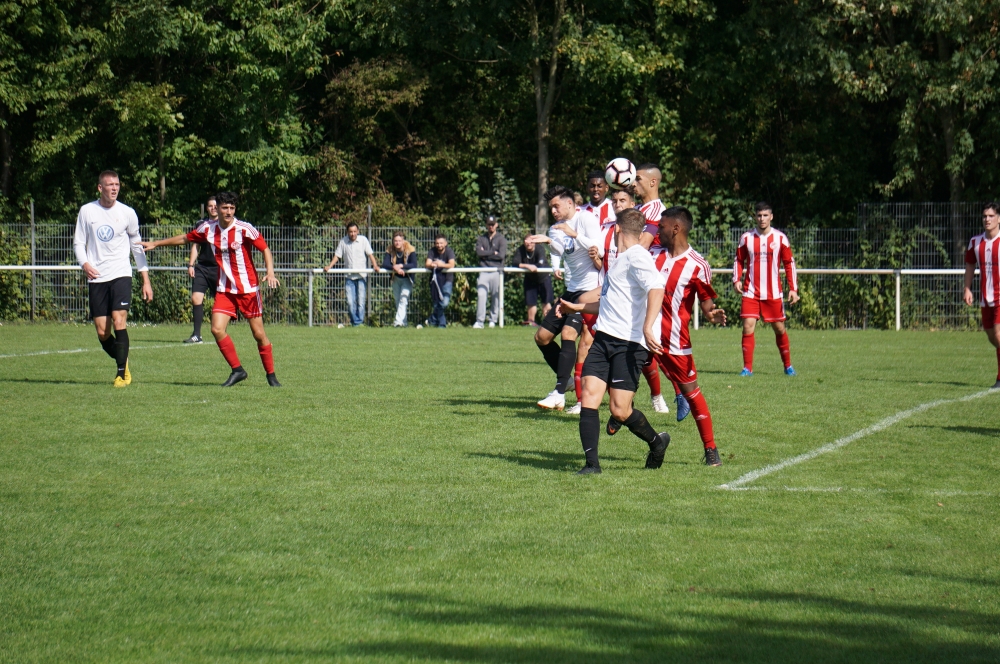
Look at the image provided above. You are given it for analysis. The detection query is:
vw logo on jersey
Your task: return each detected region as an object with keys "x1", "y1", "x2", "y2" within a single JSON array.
[
  {"x1": 96, "y1": 225, "x2": 114, "y2": 242},
  {"x1": 564, "y1": 238, "x2": 576, "y2": 254}
]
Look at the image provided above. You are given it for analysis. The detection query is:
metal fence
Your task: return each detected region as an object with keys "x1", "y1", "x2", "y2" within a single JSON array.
[{"x1": 0, "y1": 214, "x2": 988, "y2": 330}]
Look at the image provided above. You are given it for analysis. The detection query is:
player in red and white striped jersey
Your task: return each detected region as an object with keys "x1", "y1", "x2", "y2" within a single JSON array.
[
  {"x1": 633, "y1": 164, "x2": 665, "y2": 249},
  {"x1": 654, "y1": 205, "x2": 727, "y2": 466},
  {"x1": 732, "y1": 202, "x2": 799, "y2": 377},
  {"x1": 142, "y1": 191, "x2": 282, "y2": 387},
  {"x1": 963, "y1": 202, "x2": 1000, "y2": 388},
  {"x1": 582, "y1": 170, "x2": 617, "y2": 230}
]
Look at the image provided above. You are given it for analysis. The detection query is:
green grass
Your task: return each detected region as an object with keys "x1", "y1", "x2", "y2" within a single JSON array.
[{"x1": 1, "y1": 322, "x2": 998, "y2": 663}]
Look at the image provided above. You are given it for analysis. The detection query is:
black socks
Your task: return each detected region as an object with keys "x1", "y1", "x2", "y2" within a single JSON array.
[
  {"x1": 192, "y1": 304, "x2": 204, "y2": 338},
  {"x1": 100, "y1": 334, "x2": 117, "y2": 359},
  {"x1": 539, "y1": 341, "x2": 561, "y2": 373},
  {"x1": 555, "y1": 339, "x2": 576, "y2": 393},
  {"x1": 580, "y1": 407, "x2": 601, "y2": 468},
  {"x1": 114, "y1": 328, "x2": 129, "y2": 378},
  {"x1": 623, "y1": 408, "x2": 658, "y2": 444}
]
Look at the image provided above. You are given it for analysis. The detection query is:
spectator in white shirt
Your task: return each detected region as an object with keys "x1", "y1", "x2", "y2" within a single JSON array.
[{"x1": 324, "y1": 222, "x2": 380, "y2": 326}]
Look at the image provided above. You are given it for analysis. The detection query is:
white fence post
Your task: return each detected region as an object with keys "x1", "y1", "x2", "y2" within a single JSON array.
[
  {"x1": 308, "y1": 271, "x2": 314, "y2": 327},
  {"x1": 30, "y1": 200, "x2": 36, "y2": 322},
  {"x1": 498, "y1": 268, "x2": 505, "y2": 328},
  {"x1": 894, "y1": 270, "x2": 901, "y2": 331}
]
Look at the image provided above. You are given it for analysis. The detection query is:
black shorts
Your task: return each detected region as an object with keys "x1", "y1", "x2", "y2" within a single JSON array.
[
  {"x1": 192, "y1": 264, "x2": 218, "y2": 296},
  {"x1": 540, "y1": 289, "x2": 585, "y2": 335},
  {"x1": 581, "y1": 331, "x2": 649, "y2": 392},
  {"x1": 524, "y1": 276, "x2": 553, "y2": 307},
  {"x1": 88, "y1": 277, "x2": 132, "y2": 319}
]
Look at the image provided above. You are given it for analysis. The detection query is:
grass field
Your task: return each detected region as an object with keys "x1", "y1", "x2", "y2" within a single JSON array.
[{"x1": 1, "y1": 322, "x2": 998, "y2": 663}]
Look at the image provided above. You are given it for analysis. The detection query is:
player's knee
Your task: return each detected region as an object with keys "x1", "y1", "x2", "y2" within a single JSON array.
[
  {"x1": 534, "y1": 329, "x2": 551, "y2": 346},
  {"x1": 609, "y1": 401, "x2": 631, "y2": 421}
]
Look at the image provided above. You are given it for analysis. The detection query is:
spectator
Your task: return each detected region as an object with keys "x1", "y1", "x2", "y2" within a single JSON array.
[
  {"x1": 324, "y1": 222, "x2": 380, "y2": 326},
  {"x1": 382, "y1": 231, "x2": 418, "y2": 327},
  {"x1": 474, "y1": 215, "x2": 507, "y2": 328},
  {"x1": 512, "y1": 234, "x2": 552, "y2": 326},
  {"x1": 426, "y1": 233, "x2": 456, "y2": 328}
]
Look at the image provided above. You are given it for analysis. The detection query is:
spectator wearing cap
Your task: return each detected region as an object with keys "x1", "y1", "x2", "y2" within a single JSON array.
[
  {"x1": 474, "y1": 215, "x2": 507, "y2": 328},
  {"x1": 426, "y1": 233, "x2": 456, "y2": 328},
  {"x1": 382, "y1": 231, "x2": 418, "y2": 327},
  {"x1": 512, "y1": 234, "x2": 552, "y2": 326}
]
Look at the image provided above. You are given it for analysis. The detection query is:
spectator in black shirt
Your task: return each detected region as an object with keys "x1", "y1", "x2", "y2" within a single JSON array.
[
  {"x1": 512, "y1": 235, "x2": 552, "y2": 326},
  {"x1": 474, "y1": 216, "x2": 507, "y2": 328},
  {"x1": 382, "y1": 232, "x2": 418, "y2": 327},
  {"x1": 426, "y1": 233, "x2": 456, "y2": 328}
]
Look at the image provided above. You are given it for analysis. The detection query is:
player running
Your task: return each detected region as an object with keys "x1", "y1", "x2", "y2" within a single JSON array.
[
  {"x1": 633, "y1": 164, "x2": 665, "y2": 249},
  {"x1": 733, "y1": 201, "x2": 799, "y2": 376},
  {"x1": 528, "y1": 185, "x2": 603, "y2": 410},
  {"x1": 74, "y1": 170, "x2": 153, "y2": 387},
  {"x1": 651, "y1": 206, "x2": 727, "y2": 466},
  {"x1": 558, "y1": 208, "x2": 670, "y2": 474},
  {"x1": 963, "y1": 202, "x2": 1000, "y2": 389},
  {"x1": 184, "y1": 196, "x2": 219, "y2": 344},
  {"x1": 141, "y1": 192, "x2": 282, "y2": 387}
]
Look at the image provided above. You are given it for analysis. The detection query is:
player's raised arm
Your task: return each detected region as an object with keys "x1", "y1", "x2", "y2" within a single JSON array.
[{"x1": 140, "y1": 233, "x2": 189, "y2": 252}]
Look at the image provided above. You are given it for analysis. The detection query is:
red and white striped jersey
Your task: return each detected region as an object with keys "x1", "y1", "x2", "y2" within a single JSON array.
[
  {"x1": 966, "y1": 232, "x2": 1000, "y2": 307},
  {"x1": 583, "y1": 198, "x2": 616, "y2": 230},
  {"x1": 652, "y1": 246, "x2": 718, "y2": 356},
  {"x1": 640, "y1": 199, "x2": 665, "y2": 247},
  {"x1": 186, "y1": 219, "x2": 269, "y2": 294},
  {"x1": 596, "y1": 224, "x2": 618, "y2": 285},
  {"x1": 733, "y1": 228, "x2": 797, "y2": 300}
]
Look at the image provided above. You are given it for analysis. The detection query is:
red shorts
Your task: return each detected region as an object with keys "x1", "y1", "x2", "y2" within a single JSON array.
[
  {"x1": 656, "y1": 352, "x2": 698, "y2": 385},
  {"x1": 984, "y1": 306, "x2": 998, "y2": 330},
  {"x1": 213, "y1": 291, "x2": 263, "y2": 320},
  {"x1": 582, "y1": 313, "x2": 598, "y2": 336},
  {"x1": 741, "y1": 297, "x2": 785, "y2": 322}
]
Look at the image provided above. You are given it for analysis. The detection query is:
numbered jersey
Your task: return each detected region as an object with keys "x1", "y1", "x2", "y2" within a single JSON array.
[
  {"x1": 966, "y1": 233, "x2": 1000, "y2": 307},
  {"x1": 652, "y1": 246, "x2": 717, "y2": 356}
]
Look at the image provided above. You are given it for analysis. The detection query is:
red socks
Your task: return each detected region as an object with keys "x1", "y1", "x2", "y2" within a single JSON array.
[
  {"x1": 574, "y1": 362, "x2": 583, "y2": 396},
  {"x1": 259, "y1": 344, "x2": 275, "y2": 374},
  {"x1": 741, "y1": 334, "x2": 755, "y2": 371},
  {"x1": 641, "y1": 361, "x2": 662, "y2": 396},
  {"x1": 216, "y1": 335, "x2": 241, "y2": 369},
  {"x1": 776, "y1": 332, "x2": 792, "y2": 369},
  {"x1": 685, "y1": 388, "x2": 716, "y2": 450}
]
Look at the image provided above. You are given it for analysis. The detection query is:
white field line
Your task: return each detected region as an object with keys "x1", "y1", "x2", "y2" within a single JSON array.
[
  {"x1": 720, "y1": 389, "x2": 998, "y2": 490},
  {"x1": 0, "y1": 343, "x2": 198, "y2": 360},
  {"x1": 725, "y1": 486, "x2": 998, "y2": 497}
]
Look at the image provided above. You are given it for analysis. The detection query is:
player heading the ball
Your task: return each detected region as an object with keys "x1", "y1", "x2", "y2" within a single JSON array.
[
  {"x1": 963, "y1": 202, "x2": 1000, "y2": 389},
  {"x1": 141, "y1": 192, "x2": 282, "y2": 388}
]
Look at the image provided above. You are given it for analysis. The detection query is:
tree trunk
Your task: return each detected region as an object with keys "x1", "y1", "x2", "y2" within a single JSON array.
[
  {"x1": 157, "y1": 56, "x2": 166, "y2": 203},
  {"x1": 937, "y1": 33, "x2": 965, "y2": 265},
  {"x1": 0, "y1": 107, "x2": 10, "y2": 199},
  {"x1": 530, "y1": 0, "x2": 564, "y2": 233}
]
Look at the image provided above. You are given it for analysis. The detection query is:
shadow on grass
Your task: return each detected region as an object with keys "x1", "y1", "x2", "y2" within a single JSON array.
[
  {"x1": 468, "y1": 450, "x2": 630, "y2": 472},
  {"x1": 229, "y1": 591, "x2": 999, "y2": 663},
  {"x1": 908, "y1": 424, "x2": 1000, "y2": 438},
  {"x1": 0, "y1": 377, "x2": 106, "y2": 385},
  {"x1": 441, "y1": 396, "x2": 578, "y2": 422}
]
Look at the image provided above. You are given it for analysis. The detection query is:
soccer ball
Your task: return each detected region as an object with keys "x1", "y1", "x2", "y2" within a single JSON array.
[{"x1": 605, "y1": 158, "x2": 636, "y2": 190}]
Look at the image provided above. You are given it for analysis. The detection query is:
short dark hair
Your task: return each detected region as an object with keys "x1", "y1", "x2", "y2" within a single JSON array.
[
  {"x1": 346, "y1": 222, "x2": 359, "y2": 231},
  {"x1": 216, "y1": 191, "x2": 239, "y2": 207},
  {"x1": 613, "y1": 185, "x2": 636, "y2": 200},
  {"x1": 206, "y1": 195, "x2": 217, "y2": 203},
  {"x1": 544, "y1": 185, "x2": 575, "y2": 203},
  {"x1": 616, "y1": 208, "x2": 645, "y2": 236},
  {"x1": 635, "y1": 163, "x2": 659, "y2": 172},
  {"x1": 434, "y1": 233, "x2": 447, "y2": 242},
  {"x1": 755, "y1": 201, "x2": 772, "y2": 213},
  {"x1": 587, "y1": 170, "x2": 605, "y2": 182},
  {"x1": 98, "y1": 170, "x2": 119, "y2": 183},
  {"x1": 984, "y1": 202, "x2": 1000, "y2": 215},
  {"x1": 662, "y1": 205, "x2": 693, "y2": 230},
  {"x1": 392, "y1": 231, "x2": 405, "y2": 240}
]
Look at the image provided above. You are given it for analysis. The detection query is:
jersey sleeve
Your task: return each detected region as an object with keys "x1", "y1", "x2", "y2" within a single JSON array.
[
  {"x1": 73, "y1": 211, "x2": 89, "y2": 267},
  {"x1": 693, "y1": 267, "x2": 718, "y2": 300},
  {"x1": 732, "y1": 236, "x2": 748, "y2": 287},
  {"x1": 547, "y1": 227, "x2": 567, "y2": 257},
  {"x1": 632, "y1": 255, "x2": 666, "y2": 293},
  {"x1": 966, "y1": 238, "x2": 977, "y2": 265},
  {"x1": 572, "y1": 213, "x2": 604, "y2": 256},
  {"x1": 126, "y1": 210, "x2": 149, "y2": 272},
  {"x1": 186, "y1": 222, "x2": 209, "y2": 244},
  {"x1": 779, "y1": 236, "x2": 797, "y2": 292},
  {"x1": 241, "y1": 223, "x2": 268, "y2": 251}
]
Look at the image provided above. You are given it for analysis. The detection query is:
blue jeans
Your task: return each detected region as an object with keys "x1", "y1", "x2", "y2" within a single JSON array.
[
  {"x1": 345, "y1": 278, "x2": 366, "y2": 326},
  {"x1": 430, "y1": 280, "x2": 452, "y2": 328}
]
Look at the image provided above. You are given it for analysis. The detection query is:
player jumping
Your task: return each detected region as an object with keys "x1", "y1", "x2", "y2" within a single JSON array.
[
  {"x1": 141, "y1": 192, "x2": 282, "y2": 387},
  {"x1": 652, "y1": 206, "x2": 727, "y2": 466},
  {"x1": 963, "y1": 202, "x2": 1000, "y2": 389},
  {"x1": 558, "y1": 208, "x2": 669, "y2": 474},
  {"x1": 633, "y1": 164, "x2": 665, "y2": 250},
  {"x1": 73, "y1": 170, "x2": 153, "y2": 387},
  {"x1": 733, "y1": 201, "x2": 799, "y2": 376}
]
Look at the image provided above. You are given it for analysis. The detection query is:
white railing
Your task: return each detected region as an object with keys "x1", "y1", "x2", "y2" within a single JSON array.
[{"x1": 0, "y1": 265, "x2": 975, "y2": 331}]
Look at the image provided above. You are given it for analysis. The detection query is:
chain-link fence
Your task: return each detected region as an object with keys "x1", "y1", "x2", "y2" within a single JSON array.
[{"x1": 0, "y1": 205, "x2": 989, "y2": 330}]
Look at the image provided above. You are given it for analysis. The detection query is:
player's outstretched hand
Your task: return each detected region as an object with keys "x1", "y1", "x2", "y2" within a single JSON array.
[
  {"x1": 139, "y1": 240, "x2": 157, "y2": 252},
  {"x1": 644, "y1": 326, "x2": 663, "y2": 355},
  {"x1": 707, "y1": 308, "x2": 726, "y2": 326},
  {"x1": 557, "y1": 297, "x2": 583, "y2": 315},
  {"x1": 787, "y1": 291, "x2": 800, "y2": 304},
  {"x1": 526, "y1": 234, "x2": 550, "y2": 244},
  {"x1": 266, "y1": 274, "x2": 280, "y2": 289}
]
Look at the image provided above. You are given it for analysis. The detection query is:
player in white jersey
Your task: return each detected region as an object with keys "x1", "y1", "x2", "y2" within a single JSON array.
[
  {"x1": 558, "y1": 208, "x2": 670, "y2": 474},
  {"x1": 963, "y1": 202, "x2": 1000, "y2": 388},
  {"x1": 633, "y1": 164, "x2": 665, "y2": 249},
  {"x1": 527, "y1": 185, "x2": 603, "y2": 410},
  {"x1": 73, "y1": 170, "x2": 153, "y2": 387}
]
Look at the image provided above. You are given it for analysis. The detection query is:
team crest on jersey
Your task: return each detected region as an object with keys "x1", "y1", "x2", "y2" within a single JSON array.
[
  {"x1": 564, "y1": 238, "x2": 576, "y2": 254},
  {"x1": 96, "y1": 225, "x2": 114, "y2": 242}
]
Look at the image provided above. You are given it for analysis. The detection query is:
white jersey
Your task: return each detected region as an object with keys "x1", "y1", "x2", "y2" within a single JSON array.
[
  {"x1": 594, "y1": 243, "x2": 665, "y2": 348},
  {"x1": 73, "y1": 200, "x2": 149, "y2": 283},
  {"x1": 548, "y1": 209, "x2": 602, "y2": 292}
]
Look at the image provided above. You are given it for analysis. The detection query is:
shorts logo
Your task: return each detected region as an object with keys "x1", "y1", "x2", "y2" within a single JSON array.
[
  {"x1": 120, "y1": 302, "x2": 129, "y2": 306},
  {"x1": 96, "y1": 225, "x2": 114, "y2": 242}
]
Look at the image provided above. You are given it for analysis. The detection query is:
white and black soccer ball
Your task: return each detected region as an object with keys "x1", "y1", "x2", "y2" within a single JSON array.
[{"x1": 605, "y1": 157, "x2": 636, "y2": 190}]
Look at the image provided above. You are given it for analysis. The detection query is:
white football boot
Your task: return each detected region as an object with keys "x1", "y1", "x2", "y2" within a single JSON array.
[
  {"x1": 564, "y1": 402, "x2": 582, "y2": 415},
  {"x1": 650, "y1": 394, "x2": 670, "y2": 414},
  {"x1": 537, "y1": 390, "x2": 566, "y2": 410}
]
